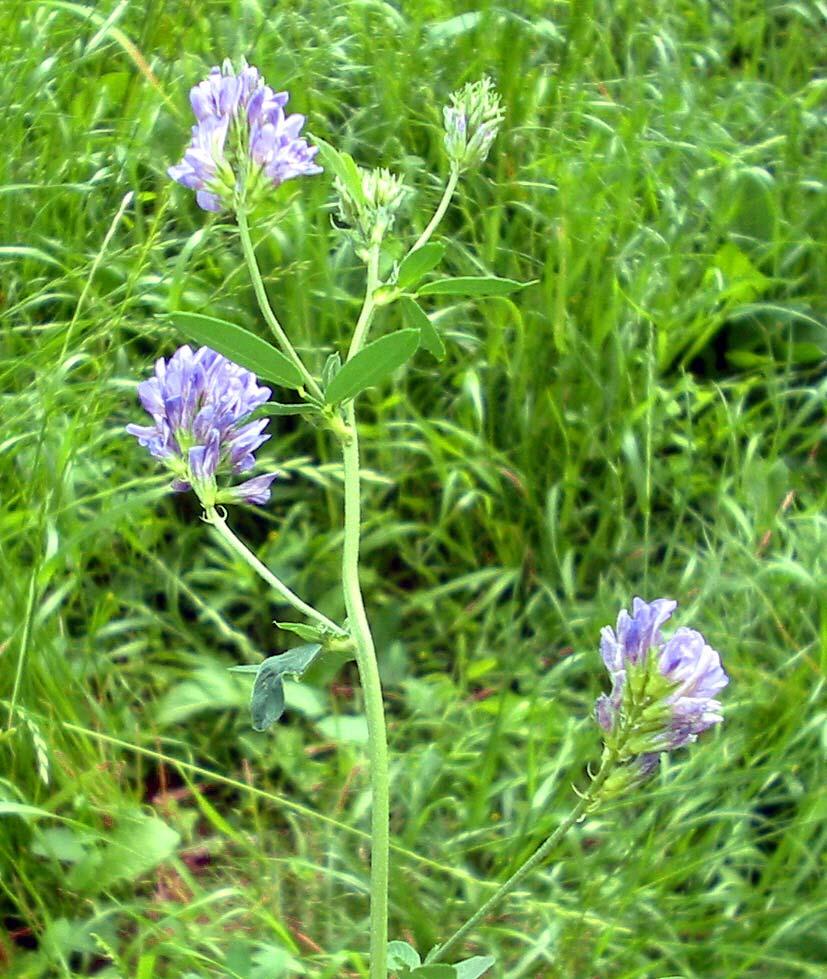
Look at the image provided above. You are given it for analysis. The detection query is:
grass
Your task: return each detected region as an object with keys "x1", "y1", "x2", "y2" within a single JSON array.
[{"x1": 2, "y1": 0, "x2": 826, "y2": 976}]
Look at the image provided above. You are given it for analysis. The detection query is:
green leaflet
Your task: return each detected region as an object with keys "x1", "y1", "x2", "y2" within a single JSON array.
[
  {"x1": 401, "y1": 296, "x2": 446, "y2": 361},
  {"x1": 417, "y1": 275, "x2": 527, "y2": 297},
  {"x1": 168, "y1": 312, "x2": 304, "y2": 389},
  {"x1": 245, "y1": 644, "x2": 323, "y2": 732},
  {"x1": 396, "y1": 242, "x2": 446, "y2": 289},
  {"x1": 325, "y1": 329, "x2": 420, "y2": 404},
  {"x1": 388, "y1": 940, "x2": 421, "y2": 970},
  {"x1": 312, "y1": 137, "x2": 365, "y2": 207}
]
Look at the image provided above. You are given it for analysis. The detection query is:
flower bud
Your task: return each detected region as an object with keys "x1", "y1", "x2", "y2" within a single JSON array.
[
  {"x1": 598, "y1": 753, "x2": 661, "y2": 804},
  {"x1": 443, "y1": 76, "x2": 504, "y2": 173},
  {"x1": 335, "y1": 166, "x2": 407, "y2": 245}
]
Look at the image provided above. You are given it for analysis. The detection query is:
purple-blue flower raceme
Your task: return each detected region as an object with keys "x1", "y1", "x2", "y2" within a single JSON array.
[
  {"x1": 126, "y1": 345, "x2": 279, "y2": 505},
  {"x1": 595, "y1": 598, "x2": 728, "y2": 773},
  {"x1": 168, "y1": 59, "x2": 322, "y2": 212}
]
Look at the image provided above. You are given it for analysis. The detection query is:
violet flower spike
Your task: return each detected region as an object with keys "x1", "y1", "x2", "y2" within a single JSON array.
[
  {"x1": 595, "y1": 597, "x2": 729, "y2": 765},
  {"x1": 168, "y1": 59, "x2": 321, "y2": 212},
  {"x1": 126, "y1": 345, "x2": 279, "y2": 506}
]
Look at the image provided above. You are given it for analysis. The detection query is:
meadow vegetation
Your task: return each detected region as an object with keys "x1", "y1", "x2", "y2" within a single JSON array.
[{"x1": 1, "y1": 1, "x2": 826, "y2": 976}]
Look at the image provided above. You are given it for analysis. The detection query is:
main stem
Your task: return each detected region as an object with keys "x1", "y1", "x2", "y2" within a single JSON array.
[
  {"x1": 430, "y1": 751, "x2": 617, "y2": 964},
  {"x1": 236, "y1": 209, "x2": 325, "y2": 402},
  {"x1": 205, "y1": 505, "x2": 347, "y2": 638},
  {"x1": 341, "y1": 243, "x2": 390, "y2": 979}
]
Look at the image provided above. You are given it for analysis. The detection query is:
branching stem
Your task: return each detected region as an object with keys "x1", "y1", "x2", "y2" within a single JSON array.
[
  {"x1": 204, "y1": 505, "x2": 346, "y2": 638},
  {"x1": 409, "y1": 169, "x2": 459, "y2": 253},
  {"x1": 237, "y1": 209, "x2": 325, "y2": 402}
]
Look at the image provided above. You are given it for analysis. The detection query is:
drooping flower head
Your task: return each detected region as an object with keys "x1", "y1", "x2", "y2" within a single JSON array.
[
  {"x1": 443, "y1": 76, "x2": 504, "y2": 173},
  {"x1": 595, "y1": 598, "x2": 728, "y2": 772},
  {"x1": 168, "y1": 59, "x2": 322, "y2": 212},
  {"x1": 126, "y1": 345, "x2": 279, "y2": 505}
]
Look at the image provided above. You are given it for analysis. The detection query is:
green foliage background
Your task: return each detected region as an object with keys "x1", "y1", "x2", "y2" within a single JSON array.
[{"x1": 1, "y1": 1, "x2": 826, "y2": 976}]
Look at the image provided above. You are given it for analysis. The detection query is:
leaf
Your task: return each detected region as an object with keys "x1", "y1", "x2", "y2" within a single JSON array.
[
  {"x1": 266, "y1": 644, "x2": 324, "y2": 677},
  {"x1": 417, "y1": 276, "x2": 527, "y2": 297},
  {"x1": 31, "y1": 827, "x2": 89, "y2": 864},
  {"x1": 251, "y1": 665, "x2": 286, "y2": 732},
  {"x1": 156, "y1": 663, "x2": 248, "y2": 725},
  {"x1": 312, "y1": 137, "x2": 364, "y2": 206},
  {"x1": 710, "y1": 243, "x2": 771, "y2": 303},
  {"x1": 250, "y1": 644, "x2": 323, "y2": 732},
  {"x1": 316, "y1": 715, "x2": 369, "y2": 745},
  {"x1": 401, "y1": 297, "x2": 445, "y2": 361},
  {"x1": 257, "y1": 402, "x2": 320, "y2": 417},
  {"x1": 409, "y1": 967, "x2": 458, "y2": 978},
  {"x1": 0, "y1": 245, "x2": 63, "y2": 268},
  {"x1": 43, "y1": 917, "x2": 117, "y2": 958},
  {"x1": 65, "y1": 812, "x2": 179, "y2": 894},
  {"x1": 167, "y1": 312, "x2": 304, "y2": 389},
  {"x1": 397, "y1": 243, "x2": 446, "y2": 289},
  {"x1": 455, "y1": 956, "x2": 496, "y2": 979},
  {"x1": 325, "y1": 330, "x2": 420, "y2": 404},
  {"x1": 388, "y1": 940, "x2": 421, "y2": 970},
  {"x1": 725, "y1": 166, "x2": 777, "y2": 242},
  {"x1": 425, "y1": 11, "x2": 483, "y2": 41},
  {"x1": 275, "y1": 621, "x2": 328, "y2": 643},
  {"x1": 251, "y1": 943, "x2": 306, "y2": 978},
  {"x1": 281, "y1": 680, "x2": 327, "y2": 719},
  {"x1": 181, "y1": 771, "x2": 245, "y2": 844},
  {"x1": 0, "y1": 802, "x2": 62, "y2": 820}
]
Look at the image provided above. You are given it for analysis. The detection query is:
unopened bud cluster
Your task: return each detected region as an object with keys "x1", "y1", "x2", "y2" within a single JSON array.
[
  {"x1": 335, "y1": 166, "x2": 407, "y2": 245},
  {"x1": 443, "y1": 76, "x2": 504, "y2": 173}
]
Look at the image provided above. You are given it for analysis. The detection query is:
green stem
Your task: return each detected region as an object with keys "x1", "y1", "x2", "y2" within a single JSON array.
[
  {"x1": 347, "y1": 241, "x2": 382, "y2": 359},
  {"x1": 430, "y1": 750, "x2": 617, "y2": 965},
  {"x1": 236, "y1": 209, "x2": 325, "y2": 402},
  {"x1": 204, "y1": 505, "x2": 346, "y2": 638},
  {"x1": 340, "y1": 242, "x2": 390, "y2": 979},
  {"x1": 409, "y1": 169, "x2": 459, "y2": 253}
]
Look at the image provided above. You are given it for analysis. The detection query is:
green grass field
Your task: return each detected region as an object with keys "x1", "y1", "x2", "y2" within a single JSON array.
[{"x1": 2, "y1": 1, "x2": 826, "y2": 976}]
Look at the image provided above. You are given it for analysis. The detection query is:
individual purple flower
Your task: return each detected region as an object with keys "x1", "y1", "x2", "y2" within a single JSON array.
[
  {"x1": 168, "y1": 58, "x2": 321, "y2": 212},
  {"x1": 658, "y1": 626, "x2": 729, "y2": 748},
  {"x1": 596, "y1": 597, "x2": 729, "y2": 757},
  {"x1": 229, "y1": 472, "x2": 280, "y2": 505},
  {"x1": 248, "y1": 107, "x2": 322, "y2": 188},
  {"x1": 167, "y1": 115, "x2": 232, "y2": 212},
  {"x1": 126, "y1": 345, "x2": 278, "y2": 506}
]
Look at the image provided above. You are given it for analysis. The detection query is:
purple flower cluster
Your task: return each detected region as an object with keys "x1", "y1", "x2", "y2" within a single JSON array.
[
  {"x1": 127, "y1": 345, "x2": 278, "y2": 505},
  {"x1": 596, "y1": 597, "x2": 729, "y2": 753},
  {"x1": 168, "y1": 60, "x2": 322, "y2": 212}
]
